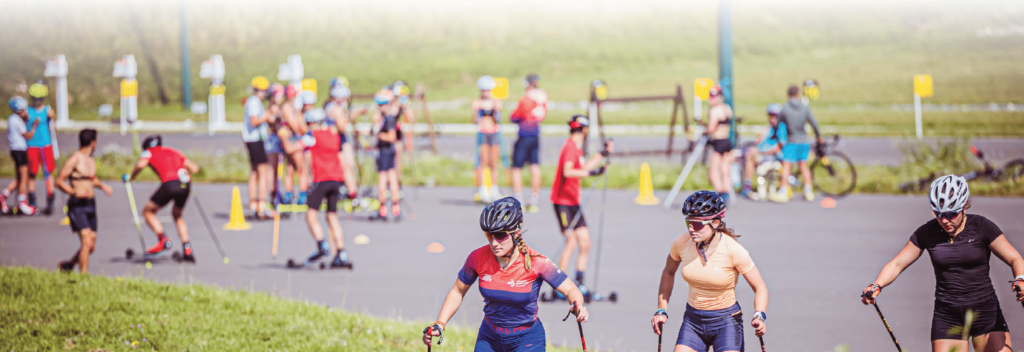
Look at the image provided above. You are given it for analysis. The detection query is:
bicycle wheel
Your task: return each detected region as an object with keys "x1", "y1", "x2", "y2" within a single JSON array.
[
  {"x1": 996, "y1": 159, "x2": 1024, "y2": 182},
  {"x1": 811, "y1": 151, "x2": 857, "y2": 197}
]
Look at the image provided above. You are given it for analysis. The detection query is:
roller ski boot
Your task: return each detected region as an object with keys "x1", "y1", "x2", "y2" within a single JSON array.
[
  {"x1": 369, "y1": 205, "x2": 388, "y2": 222},
  {"x1": 172, "y1": 244, "x2": 196, "y2": 263},
  {"x1": 146, "y1": 237, "x2": 172, "y2": 256},
  {"x1": 58, "y1": 260, "x2": 75, "y2": 273},
  {"x1": 329, "y1": 250, "x2": 354, "y2": 269}
]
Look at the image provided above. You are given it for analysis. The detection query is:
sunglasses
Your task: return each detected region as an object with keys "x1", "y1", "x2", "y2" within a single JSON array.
[
  {"x1": 685, "y1": 218, "x2": 715, "y2": 231},
  {"x1": 486, "y1": 231, "x2": 513, "y2": 242},
  {"x1": 933, "y1": 211, "x2": 961, "y2": 220}
]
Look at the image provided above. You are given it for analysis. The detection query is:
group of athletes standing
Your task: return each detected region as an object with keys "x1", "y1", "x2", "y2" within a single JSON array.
[{"x1": 6, "y1": 76, "x2": 1024, "y2": 352}]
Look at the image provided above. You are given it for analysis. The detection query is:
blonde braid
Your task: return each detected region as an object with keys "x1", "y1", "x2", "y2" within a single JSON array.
[{"x1": 516, "y1": 235, "x2": 532, "y2": 271}]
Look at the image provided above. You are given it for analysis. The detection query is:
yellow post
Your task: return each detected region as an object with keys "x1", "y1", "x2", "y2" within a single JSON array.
[
  {"x1": 223, "y1": 186, "x2": 251, "y2": 230},
  {"x1": 635, "y1": 162, "x2": 660, "y2": 205}
]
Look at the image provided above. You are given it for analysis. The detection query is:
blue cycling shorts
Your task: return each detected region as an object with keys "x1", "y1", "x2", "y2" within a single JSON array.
[
  {"x1": 475, "y1": 317, "x2": 546, "y2": 352},
  {"x1": 676, "y1": 302, "x2": 744, "y2": 352},
  {"x1": 781, "y1": 143, "x2": 810, "y2": 163}
]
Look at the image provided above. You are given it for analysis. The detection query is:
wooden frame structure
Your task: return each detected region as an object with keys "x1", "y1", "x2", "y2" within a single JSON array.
[{"x1": 589, "y1": 84, "x2": 692, "y2": 157}]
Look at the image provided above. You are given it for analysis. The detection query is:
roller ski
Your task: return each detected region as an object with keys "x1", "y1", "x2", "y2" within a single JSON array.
[
  {"x1": 286, "y1": 242, "x2": 330, "y2": 270},
  {"x1": 124, "y1": 237, "x2": 172, "y2": 261},
  {"x1": 540, "y1": 288, "x2": 568, "y2": 302}
]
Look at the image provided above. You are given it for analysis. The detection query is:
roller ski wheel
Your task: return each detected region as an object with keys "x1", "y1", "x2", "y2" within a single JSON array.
[
  {"x1": 589, "y1": 292, "x2": 618, "y2": 303},
  {"x1": 286, "y1": 258, "x2": 309, "y2": 269},
  {"x1": 125, "y1": 248, "x2": 136, "y2": 260},
  {"x1": 329, "y1": 261, "x2": 354, "y2": 270},
  {"x1": 171, "y1": 251, "x2": 196, "y2": 264}
]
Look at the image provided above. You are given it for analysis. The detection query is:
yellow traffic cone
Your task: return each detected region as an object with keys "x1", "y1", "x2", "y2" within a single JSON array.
[
  {"x1": 60, "y1": 205, "x2": 70, "y2": 225},
  {"x1": 635, "y1": 162, "x2": 660, "y2": 205},
  {"x1": 223, "y1": 186, "x2": 251, "y2": 231}
]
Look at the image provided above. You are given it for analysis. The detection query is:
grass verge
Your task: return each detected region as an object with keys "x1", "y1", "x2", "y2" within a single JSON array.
[{"x1": 0, "y1": 266, "x2": 580, "y2": 351}]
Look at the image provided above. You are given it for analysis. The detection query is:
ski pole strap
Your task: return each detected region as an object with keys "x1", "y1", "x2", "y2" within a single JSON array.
[
  {"x1": 653, "y1": 308, "x2": 668, "y2": 320},
  {"x1": 864, "y1": 283, "x2": 882, "y2": 297},
  {"x1": 423, "y1": 323, "x2": 444, "y2": 344},
  {"x1": 752, "y1": 311, "x2": 767, "y2": 322},
  {"x1": 1009, "y1": 276, "x2": 1024, "y2": 292},
  {"x1": 563, "y1": 301, "x2": 579, "y2": 322}
]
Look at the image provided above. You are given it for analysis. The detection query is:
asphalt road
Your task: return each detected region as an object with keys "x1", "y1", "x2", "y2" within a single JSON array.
[
  {"x1": 2, "y1": 181, "x2": 1023, "y2": 351},
  {"x1": 8, "y1": 131, "x2": 1024, "y2": 167}
]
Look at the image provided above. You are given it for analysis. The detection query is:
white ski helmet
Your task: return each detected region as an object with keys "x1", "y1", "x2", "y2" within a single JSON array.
[
  {"x1": 304, "y1": 107, "x2": 326, "y2": 124},
  {"x1": 929, "y1": 174, "x2": 970, "y2": 213},
  {"x1": 477, "y1": 75, "x2": 496, "y2": 91},
  {"x1": 330, "y1": 86, "x2": 351, "y2": 99}
]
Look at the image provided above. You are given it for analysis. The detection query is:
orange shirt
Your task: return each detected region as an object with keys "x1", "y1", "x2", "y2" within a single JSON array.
[{"x1": 669, "y1": 233, "x2": 755, "y2": 310}]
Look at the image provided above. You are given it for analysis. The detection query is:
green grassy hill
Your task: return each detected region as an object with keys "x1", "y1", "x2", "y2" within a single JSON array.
[{"x1": 1, "y1": 0, "x2": 1022, "y2": 134}]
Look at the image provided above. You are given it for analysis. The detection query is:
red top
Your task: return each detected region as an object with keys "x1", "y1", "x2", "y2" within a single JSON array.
[
  {"x1": 309, "y1": 129, "x2": 344, "y2": 183},
  {"x1": 550, "y1": 138, "x2": 584, "y2": 206},
  {"x1": 458, "y1": 245, "x2": 568, "y2": 327},
  {"x1": 140, "y1": 146, "x2": 188, "y2": 183}
]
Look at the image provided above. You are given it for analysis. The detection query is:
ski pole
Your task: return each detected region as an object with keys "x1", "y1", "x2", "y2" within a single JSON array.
[
  {"x1": 862, "y1": 292, "x2": 901, "y2": 352},
  {"x1": 592, "y1": 139, "x2": 611, "y2": 292},
  {"x1": 657, "y1": 322, "x2": 664, "y2": 352},
  {"x1": 123, "y1": 177, "x2": 149, "y2": 257},
  {"x1": 192, "y1": 194, "x2": 229, "y2": 265},
  {"x1": 562, "y1": 302, "x2": 587, "y2": 351},
  {"x1": 758, "y1": 336, "x2": 766, "y2": 352},
  {"x1": 1011, "y1": 280, "x2": 1024, "y2": 309}
]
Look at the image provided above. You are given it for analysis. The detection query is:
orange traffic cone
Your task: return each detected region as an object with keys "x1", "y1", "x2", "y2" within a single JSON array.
[{"x1": 223, "y1": 186, "x2": 251, "y2": 230}]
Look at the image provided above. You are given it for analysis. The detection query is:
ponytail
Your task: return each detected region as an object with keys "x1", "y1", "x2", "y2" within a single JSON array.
[{"x1": 715, "y1": 220, "x2": 740, "y2": 239}]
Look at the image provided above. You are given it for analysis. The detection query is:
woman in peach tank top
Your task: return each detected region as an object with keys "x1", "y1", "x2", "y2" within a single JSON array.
[{"x1": 651, "y1": 190, "x2": 770, "y2": 352}]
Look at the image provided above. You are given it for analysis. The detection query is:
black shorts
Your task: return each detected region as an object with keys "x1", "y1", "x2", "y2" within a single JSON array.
[
  {"x1": 931, "y1": 299, "x2": 1009, "y2": 340},
  {"x1": 513, "y1": 136, "x2": 540, "y2": 168},
  {"x1": 377, "y1": 148, "x2": 396, "y2": 172},
  {"x1": 10, "y1": 150, "x2": 28, "y2": 167},
  {"x1": 246, "y1": 141, "x2": 268, "y2": 166},
  {"x1": 67, "y1": 197, "x2": 97, "y2": 233},
  {"x1": 151, "y1": 180, "x2": 191, "y2": 208},
  {"x1": 396, "y1": 128, "x2": 404, "y2": 141},
  {"x1": 307, "y1": 181, "x2": 343, "y2": 212},
  {"x1": 710, "y1": 139, "x2": 733, "y2": 155},
  {"x1": 553, "y1": 204, "x2": 587, "y2": 232}
]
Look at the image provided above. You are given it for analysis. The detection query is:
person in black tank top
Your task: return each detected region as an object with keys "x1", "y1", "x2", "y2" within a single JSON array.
[{"x1": 861, "y1": 175, "x2": 1024, "y2": 352}]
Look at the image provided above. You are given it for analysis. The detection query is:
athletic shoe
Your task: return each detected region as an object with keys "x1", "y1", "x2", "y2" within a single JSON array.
[
  {"x1": 768, "y1": 190, "x2": 789, "y2": 203},
  {"x1": 18, "y1": 200, "x2": 36, "y2": 215},
  {"x1": 42, "y1": 206, "x2": 53, "y2": 216},
  {"x1": 804, "y1": 185, "x2": 815, "y2": 202},
  {"x1": 282, "y1": 192, "x2": 294, "y2": 205},
  {"x1": 58, "y1": 260, "x2": 74, "y2": 273},
  {"x1": 739, "y1": 188, "x2": 759, "y2": 201},
  {"x1": 181, "y1": 245, "x2": 196, "y2": 262},
  {"x1": 297, "y1": 192, "x2": 307, "y2": 205},
  {"x1": 392, "y1": 204, "x2": 401, "y2": 218},
  {"x1": 146, "y1": 238, "x2": 171, "y2": 255},
  {"x1": 331, "y1": 251, "x2": 351, "y2": 267},
  {"x1": 0, "y1": 190, "x2": 9, "y2": 214}
]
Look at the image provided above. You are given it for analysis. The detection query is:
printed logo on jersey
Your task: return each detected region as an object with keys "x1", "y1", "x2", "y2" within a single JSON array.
[
  {"x1": 482, "y1": 274, "x2": 492, "y2": 282},
  {"x1": 506, "y1": 279, "x2": 532, "y2": 288}
]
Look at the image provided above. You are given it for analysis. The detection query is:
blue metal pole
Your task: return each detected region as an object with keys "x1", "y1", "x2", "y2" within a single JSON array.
[
  {"x1": 180, "y1": 0, "x2": 192, "y2": 109},
  {"x1": 718, "y1": 0, "x2": 735, "y2": 145}
]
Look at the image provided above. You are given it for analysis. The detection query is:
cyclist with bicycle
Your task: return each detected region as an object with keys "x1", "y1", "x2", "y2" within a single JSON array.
[
  {"x1": 777, "y1": 85, "x2": 823, "y2": 203},
  {"x1": 861, "y1": 175, "x2": 1024, "y2": 352},
  {"x1": 739, "y1": 103, "x2": 787, "y2": 201}
]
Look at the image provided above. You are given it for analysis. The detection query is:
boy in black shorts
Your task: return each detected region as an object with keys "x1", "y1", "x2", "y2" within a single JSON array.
[
  {"x1": 55, "y1": 129, "x2": 112, "y2": 273},
  {"x1": 372, "y1": 89, "x2": 402, "y2": 220},
  {"x1": 125, "y1": 135, "x2": 201, "y2": 261}
]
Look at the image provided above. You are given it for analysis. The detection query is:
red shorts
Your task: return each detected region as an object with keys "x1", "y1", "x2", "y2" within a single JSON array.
[{"x1": 27, "y1": 145, "x2": 56, "y2": 177}]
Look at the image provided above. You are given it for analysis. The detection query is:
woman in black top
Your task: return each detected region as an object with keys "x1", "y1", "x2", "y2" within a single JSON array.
[{"x1": 861, "y1": 175, "x2": 1024, "y2": 352}]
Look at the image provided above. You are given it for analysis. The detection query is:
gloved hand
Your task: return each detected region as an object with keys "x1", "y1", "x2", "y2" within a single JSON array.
[
  {"x1": 121, "y1": 173, "x2": 130, "y2": 182},
  {"x1": 588, "y1": 165, "x2": 606, "y2": 176}
]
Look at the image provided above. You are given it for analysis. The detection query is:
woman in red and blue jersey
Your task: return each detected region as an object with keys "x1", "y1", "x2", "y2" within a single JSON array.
[{"x1": 423, "y1": 197, "x2": 589, "y2": 351}]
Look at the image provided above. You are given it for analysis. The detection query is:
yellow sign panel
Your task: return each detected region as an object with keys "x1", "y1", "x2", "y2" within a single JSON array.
[
  {"x1": 592, "y1": 80, "x2": 608, "y2": 100},
  {"x1": 694, "y1": 78, "x2": 714, "y2": 101},
  {"x1": 210, "y1": 84, "x2": 226, "y2": 96},
  {"x1": 803, "y1": 86, "x2": 821, "y2": 101},
  {"x1": 120, "y1": 79, "x2": 138, "y2": 97},
  {"x1": 492, "y1": 77, "x2": 509, "y2": 100},
  {"x1": 913, "y1": 74, "x2": 933, "y2": 98},
  {"x1": 301, "y1": 79, "x2": 317, "y2": 96}
]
